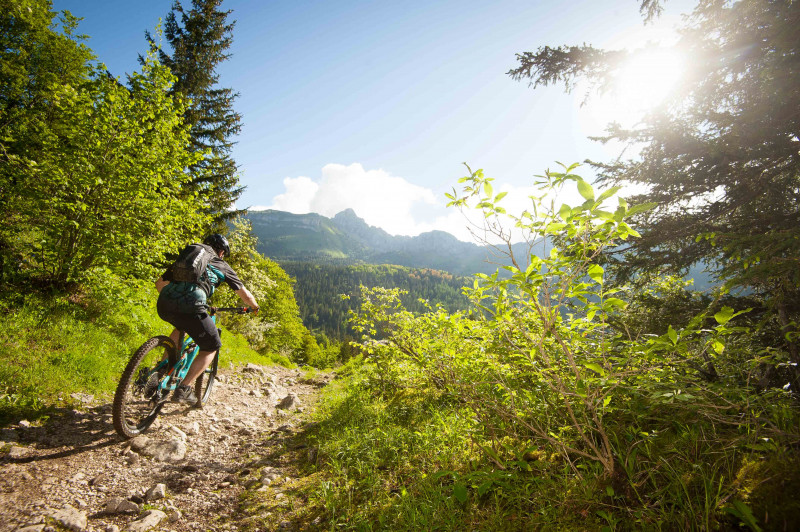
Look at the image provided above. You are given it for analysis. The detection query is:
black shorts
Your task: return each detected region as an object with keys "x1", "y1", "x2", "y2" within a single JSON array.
[{"x1": 157, "y1": 310, "x2": 222, "y2": 352}]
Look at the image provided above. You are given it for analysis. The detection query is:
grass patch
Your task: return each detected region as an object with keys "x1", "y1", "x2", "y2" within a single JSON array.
[
  {"x1": 259, "y1": 361, "x2": 800, "y2": 531},
  {"x1": 0, "y1": 282, "x2": 291, "y2": 426},
  {"x1": 0, "y1": 290, "x2": 159, "y2": 423},
  {"x1": 221, "y1": 326, "x2": 293, "y2": 369},
  {"x1": 278, "y1": 368, "x2": 601, "y2": 531}
]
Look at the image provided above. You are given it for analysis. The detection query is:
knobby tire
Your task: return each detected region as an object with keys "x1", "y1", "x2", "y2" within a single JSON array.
[
  {"x1": 112, "y1": 335, "x2": 176, "y2": 439},
  {"x1": 194, "y1": 352, "x2": 218, "y2": 407}
]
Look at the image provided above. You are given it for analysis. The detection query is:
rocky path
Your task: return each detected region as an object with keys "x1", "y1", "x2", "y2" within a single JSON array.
[{"x1": 0, "y1": 364, "x2": 331, "y2": 532}]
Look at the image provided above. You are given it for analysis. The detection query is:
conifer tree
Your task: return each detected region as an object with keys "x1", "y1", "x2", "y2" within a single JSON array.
[
  {"x1": 146, "y1": 0, "x2": 243, "y2": 227},
  {"x1": 509, "y1": 0, "x2": 799, "y2": 364}
]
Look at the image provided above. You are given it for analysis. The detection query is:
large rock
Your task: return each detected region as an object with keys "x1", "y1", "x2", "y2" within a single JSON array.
[
  {"x1": 131, "y1": 437, "x2": 186, "y2": 462},
  {"x1": 102, "y1": 497, "x2": 140, "y2": 515},
  {"x1": 124, "y1": 509, "x2": 167, "y2": 532},
  {"x1": 277, "y1": 393, "x2": 300, "y2": 410},
  {"x1": 69, "y1": 393, "x2": 94, "y2": 404},
  {"x1": 14, "y1": 525, "x2": 45, "y2": 532},
  {"x1": 129, "y1": 435, "x2": 150, "y2": 452},
  {"x1": 48, "y1": 505, "x2": 87, "y2": 531},
  {"x1": 243, "y1": 363, "x2": 265, "y2": 374},
  {"x1": 145, "y1": 483, "x2": 166, "y2": 501},
  {"x1": 8, "y1": 445, "x2": 27, "y2": 459}
]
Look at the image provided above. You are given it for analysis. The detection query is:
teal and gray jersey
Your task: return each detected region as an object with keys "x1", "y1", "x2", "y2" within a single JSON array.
[{"x1": 158, "y1": 256, "x2": 244, "y2": 314}]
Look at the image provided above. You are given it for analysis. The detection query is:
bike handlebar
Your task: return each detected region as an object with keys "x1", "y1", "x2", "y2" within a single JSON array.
[{"x1": 209, "y1": 306, "x2": 257, "y2": 315}]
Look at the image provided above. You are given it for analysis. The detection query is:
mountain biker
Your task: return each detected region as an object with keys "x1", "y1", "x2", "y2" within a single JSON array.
[{"x1": 155, "y1": 234, "x2": 259, "y2": 404}]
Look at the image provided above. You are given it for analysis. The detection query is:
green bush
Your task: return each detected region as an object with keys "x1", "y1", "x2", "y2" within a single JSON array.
[
  {"x1": 0, "y1": 274, "x2": 288, "y2": 424},
  {"x1": 314, "y1": 165, "x2": 800, "y2": 530}
]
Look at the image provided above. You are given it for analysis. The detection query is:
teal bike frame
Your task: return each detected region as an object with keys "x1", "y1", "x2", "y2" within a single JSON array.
[
  {"x1": 149, "y1": 306, "x2": 251, "y2": 404},
  {"x1": 148, "y1": 314, "x2": 217, "y2": 400},
  {"x1": 113, "y1": 306, "x2": 254, "y2": 438}
]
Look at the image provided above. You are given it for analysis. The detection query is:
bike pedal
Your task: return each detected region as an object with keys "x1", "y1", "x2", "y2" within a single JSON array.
[{"x1": 149, "y1": 389, "x2": 170, "y2": 406}]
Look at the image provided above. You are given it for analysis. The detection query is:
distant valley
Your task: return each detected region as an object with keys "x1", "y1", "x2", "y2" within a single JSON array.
[
  {"x1": 244, "y1": 209, "x2": 716, "y2": 340},
  {"x1": 245, "y1": 208, "x2": 509, "y2": 339},
  {"x1": 246, "y1": 208, "x2": 518, "y2": 276}
]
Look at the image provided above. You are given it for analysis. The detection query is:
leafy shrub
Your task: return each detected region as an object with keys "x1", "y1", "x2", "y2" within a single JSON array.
[{"x1": 341, "y1": 164, "x2": 800, "y2": 529}]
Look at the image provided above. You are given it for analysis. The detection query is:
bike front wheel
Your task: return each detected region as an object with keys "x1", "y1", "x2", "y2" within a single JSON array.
[
  {"x1": 113, "y1": 335, "x2": 176, "y2": 438},
  {"x1": 194, "y1": 351, "x2": 218, "y2": 408}
]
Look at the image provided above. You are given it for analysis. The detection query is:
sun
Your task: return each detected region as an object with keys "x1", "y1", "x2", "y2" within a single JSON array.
[
  {"x1": 576, "y1": 19, "x2": 688, "y2": 138},
  {"x1": 581, "y1": 46, "x2": 687, "y2": 133},
  {"x1": 612, "y1": 48, "x2": 686, "y2": 115}
]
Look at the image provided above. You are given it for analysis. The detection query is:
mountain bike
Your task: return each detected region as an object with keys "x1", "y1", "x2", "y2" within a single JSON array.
[{"x1": 112, "y1": 306, "x2": 255, "y2": 439}]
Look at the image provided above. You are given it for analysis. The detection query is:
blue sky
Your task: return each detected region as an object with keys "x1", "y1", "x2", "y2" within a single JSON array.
[{"x1": 52, "y1": 0, "x2": 695, "y2": 241}]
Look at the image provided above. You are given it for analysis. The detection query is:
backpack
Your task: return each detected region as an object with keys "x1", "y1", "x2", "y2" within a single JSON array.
[{"x1": 170, "y1": 243, "x2": 214, "y2": 283}]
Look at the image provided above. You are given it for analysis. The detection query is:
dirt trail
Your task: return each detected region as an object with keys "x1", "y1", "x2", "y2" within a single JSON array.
[{"x1": 0, "y1": 364, "x2": 331, "y2": 532}]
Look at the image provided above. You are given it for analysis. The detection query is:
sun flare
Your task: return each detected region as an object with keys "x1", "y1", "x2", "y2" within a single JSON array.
[
  {"x1": 576, "y1": 17, "x2": 688, "y2": 140},
  {"x1": 613, "y1": 48, "x2": 686, "y2": 114}
]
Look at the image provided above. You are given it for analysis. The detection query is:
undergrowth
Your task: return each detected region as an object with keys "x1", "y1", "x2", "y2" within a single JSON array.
[
  {"x1": 297, "y1": 362, "x2": 600, "y2": 531},
  {"x1": 0, "y1": 278, "x2": 288, "y2": 425},
  {"x1": 291, "y1": 361, "x2": 800, "y2": 531},
  {"x1": 281, "y1": 168, "x2": 800, "y2": 531}
]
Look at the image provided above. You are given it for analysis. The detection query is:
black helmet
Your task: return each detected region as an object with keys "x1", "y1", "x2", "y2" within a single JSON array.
[{"x1": 203, "y1": 234, "x2": 230, "y2": 256}]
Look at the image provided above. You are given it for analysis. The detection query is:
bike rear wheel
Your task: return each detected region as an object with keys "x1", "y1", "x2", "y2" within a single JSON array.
[
  {"x1": 194, "y1": 352, "x2": 218, "y2": 407},
  {"x1": 113, "y1": 335, "x2": 176, "y2": 438}
]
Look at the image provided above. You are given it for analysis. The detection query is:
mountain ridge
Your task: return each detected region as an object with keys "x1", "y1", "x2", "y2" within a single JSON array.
[{"x1": 246, "y1": 208, "x2": 507, "y2": 276}]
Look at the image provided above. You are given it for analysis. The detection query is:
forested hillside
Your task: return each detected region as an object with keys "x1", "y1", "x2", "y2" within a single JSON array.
[
  {"x1": 282, "y1": 262, "x2": 470, "y2": 339},
  {"x1": 0, "y1": 0, "x2": 314, "y2": 421},
  {"x1": 246, "y1": 208, "x2": 515, "y2": 276}
]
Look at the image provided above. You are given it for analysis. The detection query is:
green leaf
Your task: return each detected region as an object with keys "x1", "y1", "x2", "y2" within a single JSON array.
[
  {"x1": 577, "y1": 179, "x2": 594, "y2": 201},
  {"x1": 668, "y1": 325, "x2": 678, "y2": 345},
  {"x1": 545, "y1": 222, "x2": 567, "y2": 234},
  {"x1": 453, "y1": 483, "x2": 468, "y2": 503},
  {"x1": 585, "y1": 363, "x2": 606, "y2": 376},
  {"x1": 558, "y1": 203, "x2": 572, "y2": 220},
  {"x1": 602, "y1": 297, "x2": 627, "y2": 310},
  {"x1": 712, "y1": 340, "x2": 725, "y2": 354},
  {"x1": 431, "y1": 470, "x2": 457, "y2": 481},
  {"x1": 619, "y1": 222, "x2": 641, "y2": 238},
  {"x1": 587, "y1": 264, "x2": 604, "y2": 284},
  {"x1": 477, "y1": 481, "x2": 493, "y2": 496},
  {"x1": 724, "y1": 501, "x2": 763, "y2": 532},
  {"x1": 484, "y1": 181, "x2": 493, "y2": 198},
  {"x1": 495, "y1": 191, "x2": 508, "y2": 201},
  {"x1": 596, "y1": 186, "x2": 621, "y2": 203},
  {"x1": 627, "y1": 202, "x2": 657, "y2": 216},
  {"x1": 714, "y1": 306, "x2": 735, "y2": 325}
]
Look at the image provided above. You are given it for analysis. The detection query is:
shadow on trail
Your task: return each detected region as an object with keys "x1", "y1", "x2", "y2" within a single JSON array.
[
  {"x1": 2, "y1": 398, "x2": 207, "y2": 465},
  {"x1": 1, "y1": 401, "x2": 120, "y2": 464}
]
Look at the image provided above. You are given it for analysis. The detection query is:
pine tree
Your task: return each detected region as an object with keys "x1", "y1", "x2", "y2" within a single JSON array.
[
  {"x1": 146, "y1": 0, "x2": 243, "y2": 227},
  {"x1": 509, "y1": 0, "x2": 800, "y2": 363}
]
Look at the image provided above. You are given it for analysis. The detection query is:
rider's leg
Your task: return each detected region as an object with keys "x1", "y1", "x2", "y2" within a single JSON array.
[
  {"x1": 169, "y1": 312, "x2": 220, "y2": 403},
  {"x1": 154, "y1": 329, "x2": 181, "y2": 365},
  {"x1": 169, "y1": 328, "x2": 180, "y2": 346},
  {"x1": 182, "y1": 349, "x2": 218, "y2": 384}
]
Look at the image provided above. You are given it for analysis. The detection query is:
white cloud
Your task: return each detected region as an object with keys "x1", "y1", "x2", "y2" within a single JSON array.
[
  {"x1": 267, "y1": 176, "x2": 320, "y2": 213},
  {"x1": 266, "y1": 163, "x2": 443, "y2": 237}
]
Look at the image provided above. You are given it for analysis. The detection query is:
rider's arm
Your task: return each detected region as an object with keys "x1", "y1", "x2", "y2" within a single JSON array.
[
  {"x1": 235, "y1": 287, "x2": 259, "y2": 311},
  {"x1": 155, "y1": 276, "x2": 169, "y2": 293}
]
